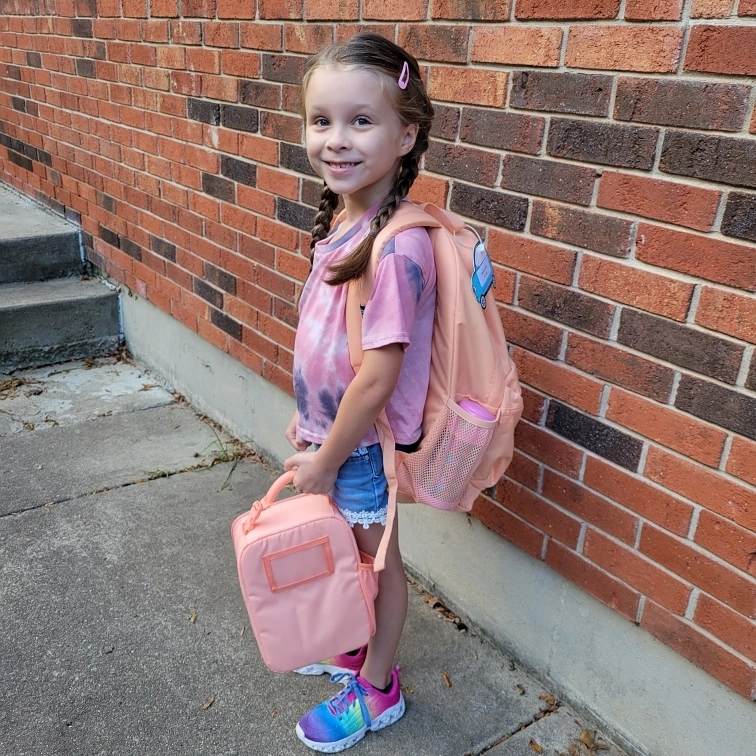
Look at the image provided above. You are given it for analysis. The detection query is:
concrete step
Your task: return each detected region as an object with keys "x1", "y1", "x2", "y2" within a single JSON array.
[
  {"x1": 0, "y1": 185, "x2": 82, "y2": 284},
  {"x1": 0, "y1": 277, "x2": 121, "y2": 372}
]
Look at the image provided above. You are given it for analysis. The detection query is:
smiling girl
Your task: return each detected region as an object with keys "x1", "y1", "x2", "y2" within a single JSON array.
[{"x1": 282, "y1": 32, "x2": 436, "y2": 753}]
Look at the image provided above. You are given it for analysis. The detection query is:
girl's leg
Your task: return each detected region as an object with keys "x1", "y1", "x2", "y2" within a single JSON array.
[{"x1": 351, "y1": 517, "x2": 407, "y2": 689}]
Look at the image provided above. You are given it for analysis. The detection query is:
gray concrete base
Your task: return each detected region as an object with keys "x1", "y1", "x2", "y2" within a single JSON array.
[{"x1": 118, "y1": 290, "x2": 755, "y2": 756}]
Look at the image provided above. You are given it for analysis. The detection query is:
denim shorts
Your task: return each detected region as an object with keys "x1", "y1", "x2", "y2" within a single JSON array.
[{"x1": 328, "y1": 443, "x2": 388, "y2": 529}]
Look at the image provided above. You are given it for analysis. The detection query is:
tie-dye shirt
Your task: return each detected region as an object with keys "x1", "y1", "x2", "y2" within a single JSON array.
[{"x1": 294, "y1": 206, "x2": 436, "y2": 448}]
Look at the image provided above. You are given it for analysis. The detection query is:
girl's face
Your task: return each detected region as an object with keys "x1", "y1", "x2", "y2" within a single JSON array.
[{"x1": 304, "y1": 65, "x2": 419, "y2": 219}]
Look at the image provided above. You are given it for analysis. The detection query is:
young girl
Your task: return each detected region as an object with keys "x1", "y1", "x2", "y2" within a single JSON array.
[{"x1": 283, "y1": 32, "x2": 435, "y2": 753}]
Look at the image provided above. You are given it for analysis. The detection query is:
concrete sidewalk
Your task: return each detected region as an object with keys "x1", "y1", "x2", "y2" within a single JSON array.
[{"x1": 0, "y1": 355, "x2": 628, "y2": 756}]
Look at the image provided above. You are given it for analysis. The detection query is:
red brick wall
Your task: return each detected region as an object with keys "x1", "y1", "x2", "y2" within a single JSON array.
[{"x1": 1, "y1": 0, "x2": 754, "y2": 700}]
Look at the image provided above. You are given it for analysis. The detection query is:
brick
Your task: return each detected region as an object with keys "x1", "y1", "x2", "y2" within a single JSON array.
[
  {"x1": 239, "y1": 80, "x2": 281, "y2": 109},
  {"x1": 71, "y1": 18, "x2": 93, "y2": 37},
  {"x1": 543, "y1": 470, "x2": 638, "y2": 544},
  {"x1": 695, "y1": 286, "x2": 756, "y2": 343},
  {"x1": 585, "y1": 530, "x2": 691, "y2": 613},
  {"x1": 516, "y1": 348, "x2": 605, "y2": 415},
  {"x1": 640, "y1": 526, "x2": 755, "y2": 618},
  {"x1": 692, "y1": 0, "x2": 735, "y2": 16},
  {"x1": 278, "y1": 198, "x2": 315, "y2": 232},
  {"x1": 449, "y1": 183, "x2": 527, "y2": 230},
  {"x1": 201, "y1": 172, "x2": 235, "y2": 203},
  {"x1": 741, "y1": 0, "x2": 756, "y2": 15},
  {"x1": 516, "y1": 0, "x2": 620, "y2": 18},
  {"x1": 363, "y1": 0, "x2": 427, "y2": 18},
  {"x1": 607, "y1": 387, "x2": 726, "y2": 467},
  {"x1": 641, "y1": 601, "x2": 756, "y2": 700},
  {"x1": 220, "y1": 50, "x2": 261, "y2": 78},
  {"x1": 219, "y1": 103, "x2": 258, "y2": 134},
  {"x1": 625, "y1": 0, "x2": 683, "y2": 19},
  {"x1": 499, "y1": 478, "x2": 582, "y2": 547},
  {"x1": 636, "y1": 223, "x2": 756, "y2": 293},
  {"x1": 546, "y1": 400, "x2": 643, "y2": 471},
  {"x1": 150, "y1": 235, "x2": 176, "y2": 262},
  {"x1": 428, "y1": 65, "x2": 508, "y2": 107},
  {"x1": 511, "y1": 71, "x2": 612, "y2": 117},
  {"x1": 695, "y1": 594, "x2": 756, "y2": 663},
  {"x1": 150, "y1": 0, "x2": 179, "y2": 15},
  {"x1": 488, "y1": 228, "x2": 576, "y2": 284},
  {"x1": 500, "y1": 154, "x2": 596, "y2": 206},
  {"x1": 661, "y1": 131, "x2": 756, "y2": 190},
  {"x1": 749, "y1": 353, "x2": 756, "y2": 391},
  {"x1": 566, "y1": 333, "x2": 675, "y2": 403},
  {"x1": 220, "y1": 155, "x2": 256, "y2": 187},
  {"x1": 498, "y1": 307, "x2": 563, "y2": 360},
  {"x1": 722, "y1": 191, "x2": 756, "y2": 243},
  {"x1": 566, "y1": 24, "x2": 683, "y2": 72},
  {"x1": 581, "y1": 256, "x2": 694, "y2": 322},
  {"x1": 685, "y1": 25, "x2": 756, "y2": 76},
  {"x1": 193, "y1": 277, "x2": 223, "y2": 308},
  {"x1": 520, "y1": 276, "x2": 615, "y2": 338},
  {"x1": 460, "y1": 107, "x2": 544, "y2": 155},
  {"x1": 302, "y1": 0, "x2": 357, "y2": 19},
  {"x1": 546, "y1": 540, "x2": 640, "y2": 621},
  {"x1": 619, "y1": 309, "x2": 743, "y2": 384},
  {"x1": 547, "y1": 118, "x2": 658, "y2": 170},
  {"x1": 204, "y1": 262, "x2": 236, "y2": 295},
  {"x1": 210, "y1": 308, "x2": 242, "y2": 340},
  {"x1": 258, "y1": 0, "x2": 302, "y2": 19},
  {"x1": 472, "y1": 26, "x2": 562, "y2": 67},
  {"x1": 431, "y1": 0, "x2": 510, "y2": 19},
  {"x1": 399, "y1": 24, "x2": 469, "y2": 63},
  {"x1": 726, "y1": 436, "x2": 756, "y2": 487},
  {"x1": 184, "y1": 0, "x2": 216, "y2": 16},
  {"x1": 239, "y1": 20, "x2": 283, "y2": 50},
  {"x1": 425, "y1": 141, "x2": 500, "y2": 187},
  {"x1": 597, "y1": 172, "x2": 720, "y2": 233},
  {"x1": 615, "y1": 77, "x2": 748, "y2": 132},
  {"x1": 695, "y1": 509, "x2": 756, "y2": 576},
  {"x1": 409, "y1": 173, "x2": 450, "y2": 207},
  {"x1": 471, "y1": 496, "x2": 545, "y2": 560},
  {"x1": 531, "y1": 201, "x2": 633, "y2": 258},
  {"x1": 645, "y1": 445, "x2": 755, "y2": 530},
  {"x1": 430, "y1": 104, "x2": 460, "y2": 141},
  {"x1": 186, "y1": 47, "x2": 220, "y2": 74},
  {"x1": 507, "y1": 449, "x2": 541, "y2": 490},
  {"x1": 262, "y1": 53, "x2": 305, "y2": 84},
  {"x1": 75, "y1": 58, "x2": 95, "y2": 78},
  {"x1": 516, "y1": 421, "x2": 584, "y2": 477},
  {"x1": 676, "y1": 374, "x2": 756, "y2": 442}
]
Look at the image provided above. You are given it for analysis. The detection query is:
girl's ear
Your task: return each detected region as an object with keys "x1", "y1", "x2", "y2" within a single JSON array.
[{"x1": 399, "y1": 123, "x2": 419, "y2": 156}]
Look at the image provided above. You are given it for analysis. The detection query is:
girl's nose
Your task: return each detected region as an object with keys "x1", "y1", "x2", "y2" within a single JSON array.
[{"x1": 326, "y1": 125, "x2": 350, "y2": 151}]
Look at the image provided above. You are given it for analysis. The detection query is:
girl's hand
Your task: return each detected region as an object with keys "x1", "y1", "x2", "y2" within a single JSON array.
[
  {"x1": 285, "y1": 410, "x2": 310, "y2": 451},
  {"x1": 284, "y1": 450, "x2": 338, "y2": 495}
]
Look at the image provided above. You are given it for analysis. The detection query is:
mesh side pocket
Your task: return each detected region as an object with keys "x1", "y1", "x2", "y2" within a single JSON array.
[{"x1": 396, "y1": 401, "x2": 496, "y2": 510}]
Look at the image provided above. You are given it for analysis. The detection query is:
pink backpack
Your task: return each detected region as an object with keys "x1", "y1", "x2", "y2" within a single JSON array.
[{"x1": 346, "y1": 201, "x2": 523, "y2": 512}]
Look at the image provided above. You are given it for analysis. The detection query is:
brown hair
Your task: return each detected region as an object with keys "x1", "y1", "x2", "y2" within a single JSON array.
[{"x1": 300, "y1": 32, "x2": 434, "y2": 286}]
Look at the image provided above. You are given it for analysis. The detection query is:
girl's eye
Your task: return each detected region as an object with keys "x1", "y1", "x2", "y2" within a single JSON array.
[
  {"x1": 354, "y1": 116, "x2": 371, "y2": 126},
  {"x1": 312, "y1": 117, "x2": 329, "y2": 127}
]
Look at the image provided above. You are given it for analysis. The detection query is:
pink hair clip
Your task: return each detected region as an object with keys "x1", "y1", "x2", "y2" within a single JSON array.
[{"x1": 398, "y1": 61, "x2": 409, "y2": 90}]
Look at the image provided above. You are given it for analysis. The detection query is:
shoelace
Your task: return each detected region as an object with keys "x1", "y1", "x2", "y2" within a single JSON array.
[{"x1": 326, "y1": 673, "x2": 372, "y2": 727}]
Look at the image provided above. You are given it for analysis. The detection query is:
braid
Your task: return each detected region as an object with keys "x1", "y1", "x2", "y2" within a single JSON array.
[
  {"x1": 325, "y1": 150, "x2": 422, "y2": 287},
  {"x1": 310, "y1": 184, "x2": 339, "y2": 252}
]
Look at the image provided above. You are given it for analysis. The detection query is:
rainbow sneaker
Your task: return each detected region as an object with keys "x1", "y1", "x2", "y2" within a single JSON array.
[
  {"x1": 295, "y1": 668, "x2": 405, "y2": 753},
  {"x1": 294, "y1": 646, "x2": 367, "y2": 678}
]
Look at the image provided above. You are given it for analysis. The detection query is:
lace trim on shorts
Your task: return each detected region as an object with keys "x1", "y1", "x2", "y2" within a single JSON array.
[{"x1": 338, "y1": 506, "x2": 388, "y2": 529}]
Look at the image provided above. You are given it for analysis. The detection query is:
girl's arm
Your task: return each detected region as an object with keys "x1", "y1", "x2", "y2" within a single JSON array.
[{"x1": 284, "y1": 342, "x2": 404, "y2": 494}]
